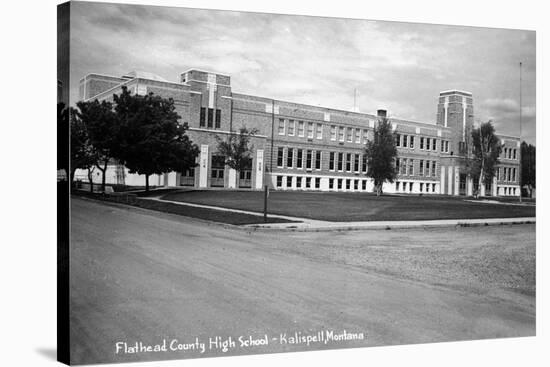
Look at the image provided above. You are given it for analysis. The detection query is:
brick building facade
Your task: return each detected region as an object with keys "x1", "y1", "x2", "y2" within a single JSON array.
[{"x1": 75, "y1": 69, "x2": 521, "y2": 196}]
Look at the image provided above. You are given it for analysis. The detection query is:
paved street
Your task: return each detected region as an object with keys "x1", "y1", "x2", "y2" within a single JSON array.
[{"x1": 70, "y1": 198, "x2": 535, "y2": 365}]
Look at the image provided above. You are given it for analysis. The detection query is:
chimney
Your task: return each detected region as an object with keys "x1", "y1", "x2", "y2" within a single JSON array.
[{"x1": 377, "y1": 109, "x2": 387, "y2": 118}]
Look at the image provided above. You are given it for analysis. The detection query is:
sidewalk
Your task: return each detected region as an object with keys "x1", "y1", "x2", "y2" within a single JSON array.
[{"x1": 141, "y1": 197, "x2": 536, "y2": 231}]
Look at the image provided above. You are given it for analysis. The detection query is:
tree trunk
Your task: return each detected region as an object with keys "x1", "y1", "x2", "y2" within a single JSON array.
[
  {"x1": 87, "y1": 168, "x2": 94, "y2": 193},
  {"x1": 145, "y1": 175, "x2": 150, "y2": 192},
  {"x1": 70, "y1": 168, "x2": 76, "y2": 189},
  {"x1": 96, "y1": 161, "x2": 108, "y2": 192}
]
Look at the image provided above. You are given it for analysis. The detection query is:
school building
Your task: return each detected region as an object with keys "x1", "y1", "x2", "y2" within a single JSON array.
[{"x1": 76, "y1": 69, "x2": 521, "y2": 196}]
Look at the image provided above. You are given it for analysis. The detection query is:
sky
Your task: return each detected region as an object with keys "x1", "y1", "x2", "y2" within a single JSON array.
[{"x1": 69, "y1": 1, "x2": 536, "y2": 144}]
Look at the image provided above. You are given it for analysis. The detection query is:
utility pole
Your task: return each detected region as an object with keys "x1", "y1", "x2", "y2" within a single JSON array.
[{"x1": 519, "y1": 62, "x2": 523, "y2": 203}]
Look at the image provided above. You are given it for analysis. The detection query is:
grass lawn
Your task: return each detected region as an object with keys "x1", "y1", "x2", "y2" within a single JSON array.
[
  {"x1": 72, "y1": 191, "x2": 295, "y2": 225},
  {"x1": 161, "y1": 190, "x2": 536, "y2": 222}
]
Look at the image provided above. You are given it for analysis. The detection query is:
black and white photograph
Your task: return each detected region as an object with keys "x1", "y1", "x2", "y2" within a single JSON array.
[{"x1": 54, "y1": 1, "x2": 540, "y2": 365}]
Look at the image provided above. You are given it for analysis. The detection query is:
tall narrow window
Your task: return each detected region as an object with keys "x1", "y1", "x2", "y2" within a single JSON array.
[
  {"x1": 362, "y1": 155, "x2": 368, "y2": 173},
  {"x1": 207, "y1": 108, "x2": 214, "y2": 128},
  {"x1": 315, "y1": 151, "x2": 321, "y2": 170},
  {"x1": 330, "y1": 125, "x2": 336, "y2": 141},
  {"x1": 215, "y1": 109, "x2": 221, "y2": 128},
  {"x1": 409, "y1": 159, "x2": 414, "y2": 176},
  {"x1": 297, "y1": 149, "x2": 303, "y2": 169},
  {"x1": 306, "y1": 150, "x2": 312, "y2": 169},
  {"x1": 401, "y1": 158, "x2": 407, "y2": 175},
  {"x1": 355, "y1": 129, "x2": 360, "y2": 143},
  {"x1": 420, "y1": 137, "x2": 424, "y2": 150},
  {"x1": 396, "y1": 158, "x2": 400, "y2": 173},
  {"x1": 337, "y1": 152, "x2": 343, "y2": 171},
  {"x1": 200, "y1": 107, "x2": 206, "y2": 127},
  {"x1": 396, "y1": 134, "x2": 401, "y2": 147},
  {"x1": 432, "y1": 161, "x2": 436, "y2": 177},
  {"x1": 277, "y1": 147, "x2": 284, "y2": 167},
  {"x1": 426, "y1": 138, "x2": 430, "y2": 150},
  {"x1": 432, "y1": 138, "x2": 437, "y2": 151},
  {"x1": 346, "y1": 153, "x2": 352, "y2": 172},
  {"x1": 419, "y1": 160, "x2": 424, "y2": 176},
  {"x1": 403, "y1": 135, "x2": 408, "y2": 148},
  {"x1": 329, "y1": 152, "x2": 335, "y2": 171},
  {"x1": 287, "y1": 148, "x2": 294, "y2": 168},
  {"x1": 354, "y1": 154, "x2": 359, "y2": 172},
  {"x1": 278, "y1": 118, "x2": 285, "y2": 135},
  {"x1": 409, "y1": 136, "x2": 414, "y2": 148},
  {"x1": 363, "y1": 129, "x2": 369, "y2": 144},
  {"x1": 426, "y1": 161, "x2": 430, "y2": 177},
  {"x1": 347, "y1": 127, "x2": 353, "y2": 142}
]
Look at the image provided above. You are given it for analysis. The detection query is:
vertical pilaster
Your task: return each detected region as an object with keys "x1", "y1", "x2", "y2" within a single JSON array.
[{"x1": 199, "y1": 144, "x2": 209, "y2": 188}]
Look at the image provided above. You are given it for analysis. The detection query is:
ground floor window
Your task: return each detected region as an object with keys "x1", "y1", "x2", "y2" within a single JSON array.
[
  {"x1": 420, "y1": 183, "x2": 424, "y2": 192},
  {"x1": 180, "y1": 167, "x2": 194, "y2": 186},
  {"x1": 409, "y1": 182, "x2": 413, "y2": 192},
  {"x1": 396, "y1": 181, "x2": 400, "y2": 191},
  {"x1": 362, "y1": 180, "x2": 367, "y2": 191},
  {"x1": 354, "y1": 179, "x2": 359, "y2": 190},
  {"x1": 346, "y1": 179, "x2": 351, "y2": 190},
  {"x1": 315, "y1": 177, "x2": 321, "y2": 189},
  {"x1": 276, "y1": 175, "x2": 283, "y2": 188},
  {"x1": 337, "y1": 179, "x2": 343, "y2": 190},
  {"x1": 305, "y1": 177, "x2": 311, "y2": 188},
  {"x1": 239, "y1": 160, "x2": 252, "y2": 188},
  {"x1": 296, "y1": 176, "x2": 302, "y2": 188},
  {"x1": 286, "y1": 176, "x2": 293, "y2": 188},
  {"x1": 329, "y1": 178, "x2": 334, "y2": 190},
  {"x1": 432, "y1": 183, "x2": 436, "y2": 192}
]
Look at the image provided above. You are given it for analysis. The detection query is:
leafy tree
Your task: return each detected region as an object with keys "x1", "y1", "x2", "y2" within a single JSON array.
[
  {"x1": 113, "y1": 87, "x2": 199, "y2": 191},
  {"x1": 75, "y1": 99, "x2": 118, "y2": 192},
  {"x1": 70, "y1": 106, "x2": 97, "y2": 190},
  {"x1": 470, "y1": 121, "x2": 502, "y2": 193},
  {"x1": 57, "y1": 103, "x2": 69, "y2": 179},
  {"x1": 364, "y1": 117, "x2": 398, "y2": 196},
  {"x1": 215, "y1": 126, "x2": 258, "y2": 186},
  {"x1": 521, "y1": 141, "x2": 536, "y2": 197}
]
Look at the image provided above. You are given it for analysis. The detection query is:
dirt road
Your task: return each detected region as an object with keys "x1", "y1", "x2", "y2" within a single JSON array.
[{"x1": 70, "y1": 198, "x2": 535, "y2": 365}]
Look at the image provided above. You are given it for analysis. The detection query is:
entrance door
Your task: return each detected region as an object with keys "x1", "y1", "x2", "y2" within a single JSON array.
[
  {"x1": 459, "y1": 174, "x2": 466, "y2": 196},
  {"x1": 238, "y1": 159, "x2": 252, "y2": 188},
  {"x1": 180, "y1": 167, "x2": 195, "y2": 186},
  {"x1": 211, "y1": 155, "x2": 225, "y2": 187}
]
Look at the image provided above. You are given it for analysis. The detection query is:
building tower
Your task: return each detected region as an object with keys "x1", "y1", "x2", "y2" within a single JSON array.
[{"x1": 436, "y1": 90, "x2": 474, "y2": 156}]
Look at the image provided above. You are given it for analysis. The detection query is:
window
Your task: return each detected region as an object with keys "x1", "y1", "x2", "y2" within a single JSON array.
[
  {"x1": 305, "y1": 177, "x2": 311, "y2": 188},
  {"x1": 298, "y1": 121, "x2": 305, "y2": 137},
  {"x1": 409, "y1": 182, "x2": 413, "y2": 192},
  {"x1": 503, "y1": 168, "x2": 507, "y2": 181},
  {"x1": 315, "y1": 177, "x2": 321, "y2": 189},
  {"x1": 497, "y1": 168, "x2": 501, "y2": 181},
  {"x1": 432, "y1": 161, "x2": 436, "y2": 177},
  {"x1": 426, "y1": 138, "x2": 430, "y2": 151},
  {"x1": 337, "y1": 179, "x2": 343, "y2": 190},
  {"x1": 215, "y1": 109, "x2": 221, "y2": 128},
  {"x1": 432, "y1": 183, "x2": 436, "y2": 192},
  {"x1": 338, "y1": 127, "x2": 345, "y2": 142},
  {"x1": 445, "y1": 141, "x2": 449, "y2": 153},
  {"x1": 396, "y1": 134, "x2": 401, "y2": 147},
  {"x1": 211, "y1": 155, "x2": 225, "y2": 186},
  {"x1": 307, "y1": 122, "x2": 314, "y2": 139},
  {"x1": 207, "y1": 108, "x2": 214, "y2": 128},
  {"x1": 354, "y1": 154, "x2": 359, "y2": 172},
  {"x1": 306, "y1": 150, "x2": 312, "y2": 170},
  {"x1": 287, "y1": 148, "x2": 294, "y2": 168},
  {"x1": 346, "y1": 179, "x2": 351, "y2": 190},
  {"x1": 419, "y1": 160, "x2": 424, "y2": 176},
  {"x1": 396, "y1": 181, "x2": 400, "y2": 192},
  {"x1": 337, "y1": 152, "x2": 343, "y2": 171},
  {"x1": 329, "y1": 178, "x2": 334, "y2": 190},
  {"x1": 441, "y1": 140, "x2": 444, "y2": 152},
  {"x1": 330, "y1": 125, "x2": 336, "y2": 141},
  {"x1": 363, "y1": 129, "x2": 369, "y2": 144},
  {"x1": 355, "y1": 129, "x2": 360, "y2": 143},
  {"x1": 276, "y1": 176, "x2": 283, "y2": 188},
  {"x1": 513, "y1": 168, "x2": 517, "y2": 182},
  {"x1": 278, "y1": 119, "x2": 285, "y2": 135},
  {"x1": 277, "y1": 147, "x2": 284, "y2": 167},
  {"x1": 346, "y1": 153, "x2": 352, "y2": 172},
  {"x1": 362, "y1": 180, "x2": 367, "y2": 190},
  {"x1": 403, "y1": 135, "x2": 408, "y2": 148},
  {"x1": 409, "y1": 159, "x2": 414, "y2": 176},
  {"x1": 513, "y1": 149, "x2": 517, "y2": 160},
  {"x1": 426, "y1": 161, "x2": 430, "y2": 177},
  {"x1": 286, "y1": 176, "x2": 293, "y2": 188},
  {"x1": 296, "y1": 176, "x2": 302, "y2": 188},
  {"x1": 315, "y1": 151, "x2": 321, "y2": 170},
  {"x1": 420, "y1": 183, "x2": 424, "y2": 192},
  {"x1": 354, "y1": 180, "x2": 359, "y2": 190},
  {"x1": 409, "y1": 136, "x2": 414, "y2": 148},
  {"x1": 347, "y1": 127, "x2": 353, "y2": 142},
  {"x1": 432, "y1": 138, "x2": 437, "y2": 151},
  {"x1": 401, "y1": 158, "x2": 407, "y2": 175},
  {"x1": 316, "y1": 123, "x2": 323, "y2": 139},
  {"x1": 200, "y1": 107, "x2": 206, "y2": 127},
  {"x1": 297, "y1": 149, "x2": 303, "y2": 169},
  {"x1": 420, "y1": 137, "x2": 424, "y2": 150},
  {"x1": 362, "y1": 155, "x2": 368, "y2": 173},
  {"x1": 329, "y1": 152, "x2": 335, "y2": 171},
  {"x1": 396, "y1": 158, "x2": 400, "y2": 173},
  {"x1": 288, "y1": 120, "x2": 295, "y2": 136}
]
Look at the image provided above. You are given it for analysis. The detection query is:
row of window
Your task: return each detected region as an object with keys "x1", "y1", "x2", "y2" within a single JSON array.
[
  {"x1": 199, "y1": 107, "x2": 221, "y2": 129},
  {"x1": 276, "y1": 175, "x2": 370, "y2": 191},
  {"x1": 276, "y1": 147, "x2": 368, "y2": 173},
  {"x1": 395, "y1": 181, "x2": 437, "y2": 193},
  {"x1": 395, "y1": 158, "x2": 438, "y2": 177},
  {"x1": 502, "y1": 147, "x2": 518, "y2": 160},
  {"x1": 396, "y1": 134, "x2": 450, "y2": 153},
  {"x1": 278, "y1": 118, "x2": 371, "y2": 144},
  {"x1": 498, "y1": 167, "x2": 517, "y2": 183}
]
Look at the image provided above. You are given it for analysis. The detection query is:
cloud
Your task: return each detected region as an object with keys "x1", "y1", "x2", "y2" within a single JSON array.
[{"x1": 67, "y1": 2, "x2": 537, "y2": 144}]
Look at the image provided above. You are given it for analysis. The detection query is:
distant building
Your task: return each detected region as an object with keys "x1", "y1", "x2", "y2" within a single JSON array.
[{"x1": 75, "y1": 69, "x2": 520, "y2": 196}]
